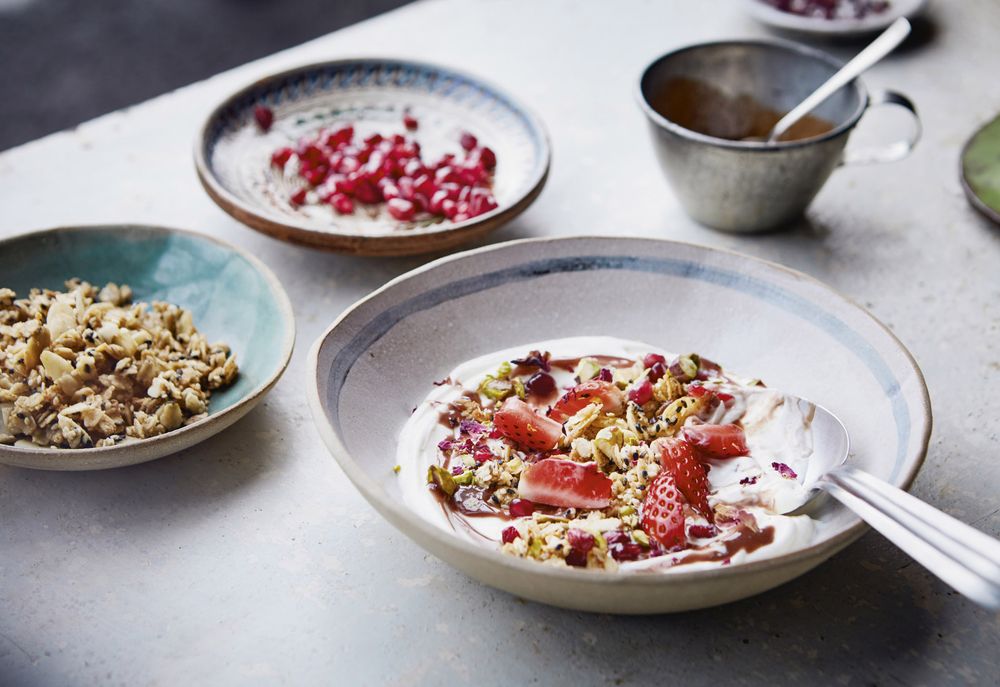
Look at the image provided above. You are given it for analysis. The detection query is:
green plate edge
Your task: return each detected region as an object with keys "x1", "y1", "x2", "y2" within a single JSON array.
[{"x1": 961, "y1": 113, "x2": 1000, "y2": 225}]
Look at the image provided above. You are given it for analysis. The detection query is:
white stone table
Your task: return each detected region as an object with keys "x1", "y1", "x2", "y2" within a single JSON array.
[{"x1": 2, "y1": 1, "x2": 998, "y2": 684}]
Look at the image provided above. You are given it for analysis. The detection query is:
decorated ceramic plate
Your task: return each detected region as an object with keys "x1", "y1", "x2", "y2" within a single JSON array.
[
  {"x1": 308, "y1": 236, "x2": 931, "y2": 613},
  {"x1": 743, "y1": 0, "x2": 927, "y2": 36},
  {"x1": 0, "y1": 225, "x2": 295, "y2": 470},
  {"x1": 195, "y1": 58, "x2": 550, "y2": 256}
]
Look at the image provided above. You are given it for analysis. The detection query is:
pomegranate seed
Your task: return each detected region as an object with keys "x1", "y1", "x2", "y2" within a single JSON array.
[
  {"x1": 501, "y1": 526, "x2": 520, "y2": 544},
  {"x1": 525, "y1": 372, "x2": 556, "y2": 396},
  {"x1": 610, "y1": 542, "x2": 643, "y2": 561},
  {"x1": 565, "y1": 548, "x2": 588, "y2": 567},
  {"x1": 354, "y1": 179, "x2": 380, "y2": 204},
  {"x1": 648, "y1": 361, "x2": 668, "y2": 383},
  {"x1": 270, "y1": 147, "x2": 293, "y2": 169},
  {"x1": 628, "y1": 378, "x2": 653, "y2": 405},
  {"x1": 413, "y1": 174, "x2": 436, "y2": 196},
  {"x1": 474, "y1": 445, "x2": 493, "y2": 463},
  {"x1": 460, "y1": 131, "x2": 478, "y2": 151},
  {"x1": 567, "y1": 528, "x2": 595, "y2": 552},
  {"x1": 380, "y1": 180, "x2": 400, "y2": 201},
  {"x1": 488, "y1": 426, "x2": 504, "y2": 439},
  {"x1": 289, "y1": 189, "x2": 308, "y2": 206},
  {"x1": 329, "y1": 193, "x2": 354, "y2": 215},
  {"x1": 387, "y1": 198, "x2": 416, "y2": 221},
  {"x1": 643, "y1": 353, "x2": 667, "y2": 368},
  {"x1": 398, "y1": 176, "x2": 416, "y2": 199},
  {"x1": 253, "y1": 105, "x2": 274, "y2": 132},
  {"x1": 596, "y1": 368, "x2": 613, "y2": 382},
  {"x1": 509, "y1": 499, "x2": 535, "y2": 517},
  {"x1": 364, "y1": 133, "x2": 383, "y2": 147},
  {"x1": 605, "y1": 531, "x2": 630, "y2": 546},
  {"x1": 441, "y1": 199, "x2": 458, "y2": 219},
  {"x1": 479, "y1": 147, "x2": 497, "y2": 171},
  {"x1": 327, "y1": 126, "x2": 354, "y2": 147},
  {"x1": 688, "y1": 524, "x2": 719, "y2": 539},
  {"x1": 335, "y1": 178, "x2": 356, "y2": 196},
  {"x1": 428, "y1": 189, "x2": 449, "y2": 214},
  {"x1": 403, "y1": 111, "x2": 418, "y2": 130}
]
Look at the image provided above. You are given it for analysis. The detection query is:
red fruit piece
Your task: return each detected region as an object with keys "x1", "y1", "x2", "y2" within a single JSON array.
[
  {"x1": 493, "y1": 397, "x2": 562, "y2": 451},
  {"x1": 508, "y1": 498, "x2": 534, "y2": 518},
  {"x1": 682, "y1": 424, "x2": 748, "y2": 458},
  {"x1": 387, "y1": 197, "x2": 416, "y2": 221},
  {"x1": 565, "y1": 548, "x2": 588, "y2": 567},
  {"x1": 548, "y1": 380, "x2": 625, "y2": 422},
  {"x1": 501, "y1": 526, "x2": 520, "y2": 544},
  {"x1": 289, "y1": 189, "x2": 308, "y2": 206},
  {"x1": 641, "y1": 471, "x2": 686, "y2": 549},
  {"x1": 329, "y1": 193, "x2": 354, "y2": 215},
  {"x1": 652, "y1": 437, "x2": 712, "y2": 519},
  {"x1": 253, "y1": 105, "x2": 274, "y2": 132},
  {"x1": 270, "y1": 147, "x2": 294, "y2": 169},
  {"x1": 477, "y1": 146, "x2": 496, "y2": 171},
  {"x1": 518, "y1": 458, "x2": 612, "y2": 509},
  {"x1": 403, "y1": 111, "x2": 418, "y2": 130},
  {"x1": 460, "y1": 131, "x2": 478, "y2": 151},
  {"x1": 643, "y1": 353, "x2": 666, "y2": 368},
  {"x1": 628, "y1": 378, "x2": 653, "y2": 405},
  {"x1": 566, "y1": 528, "x2": 594, "y2": 552}
]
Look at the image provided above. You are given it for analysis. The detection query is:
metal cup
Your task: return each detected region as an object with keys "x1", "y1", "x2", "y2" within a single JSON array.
[{"x1": 637, "y1": 40, "x2": 921, "y2": 232}]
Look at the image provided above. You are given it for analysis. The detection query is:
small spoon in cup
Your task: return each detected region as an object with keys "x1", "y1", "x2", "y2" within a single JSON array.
[
  {"x1": 755, "y1": 17, "x2": 912, "y2": 143},
  {"x1": 782, "y1": 396, "x2": 1000, "y2": 610}
]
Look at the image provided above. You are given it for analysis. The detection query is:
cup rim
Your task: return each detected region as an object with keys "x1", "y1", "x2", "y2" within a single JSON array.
[{"x1": 636, "y1": 38, "x2": 870, "y2": 151}]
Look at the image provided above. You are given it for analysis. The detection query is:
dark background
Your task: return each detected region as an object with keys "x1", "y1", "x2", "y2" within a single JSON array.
[{"x1": 0, "y1": 0, "x2": 412, "y2": 151}]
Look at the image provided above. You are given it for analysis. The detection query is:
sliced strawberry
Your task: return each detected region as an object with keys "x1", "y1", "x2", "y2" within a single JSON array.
[
  {"x1": 683, "y1": 424, "x2": 748, "y2": 458},
  {"x1": 652, "y1": 437, "x2": 712, "y2": 519},
  {"x1": 641, "y1": 471, "x2": 686, "y2": 549},
  {"x1": 518, "y1": 458, "x2": 612, "y2": 509},
  {"x1": 493, "y1": 397, "x2": 562, "y2": 451},
  {"x1": 548, "y1": 380, "x2": 625, "y2": 422}
]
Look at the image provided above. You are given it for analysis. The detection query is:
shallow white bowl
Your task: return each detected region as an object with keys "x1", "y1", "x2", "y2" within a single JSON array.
[{"x1": 308, "y1": 236, "x2": 931, "y2": 613}]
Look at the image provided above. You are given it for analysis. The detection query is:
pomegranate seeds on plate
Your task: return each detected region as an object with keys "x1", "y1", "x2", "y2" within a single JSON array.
[{"x1": 269, "y1": 118, "x2": 499, "y2": 225}]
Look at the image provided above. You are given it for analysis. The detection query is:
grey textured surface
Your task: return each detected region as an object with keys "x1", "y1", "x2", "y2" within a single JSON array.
[{"x1": 1, "y1": 1, "x2": 998, "y2": 685}]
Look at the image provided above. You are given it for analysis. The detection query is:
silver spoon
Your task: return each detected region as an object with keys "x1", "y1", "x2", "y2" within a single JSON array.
[
  {"x1": 764, "y1": 16, "x2": 912, "y2": 143},
  {"x1": 783, "y1": 397, "x2": 1000, "y2": 610}
]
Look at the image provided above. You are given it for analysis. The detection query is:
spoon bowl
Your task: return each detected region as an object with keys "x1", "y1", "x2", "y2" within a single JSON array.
[{"x1": 782, "y1": 397, "x2": 1000, "y2": 610}]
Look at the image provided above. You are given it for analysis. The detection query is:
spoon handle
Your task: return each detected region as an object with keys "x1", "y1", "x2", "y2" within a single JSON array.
[
  {"x1": 768, "y1": 16, "x2": 912, "y2": 142},
  {"x1": 819, "y1": 465, "x2": 1000, "y2": 610}
]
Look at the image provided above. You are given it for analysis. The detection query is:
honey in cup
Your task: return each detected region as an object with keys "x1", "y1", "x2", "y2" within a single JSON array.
[{"x1": 650, "y1": 76, "x2": 835, "y2": 142}]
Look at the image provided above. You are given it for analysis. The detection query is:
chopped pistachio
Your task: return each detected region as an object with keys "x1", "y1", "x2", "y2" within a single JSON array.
[
  {"x1": 618, "y1": 505, "x2": 636, "y2": 517},
  {"x1": 496, "y1": 361, "x2": 512, "y2": 380},
  {"x1": 453, "y1": 470, "x2": 474, "y2": 486},
  {"x1": 478, "y1": 376, "x2": 513, "y2": 402},
  {"x1": 632, "y1": 530, "x2": 650, "y2": 548},
  {"x1": 426, "y1": 464, "x2": 457, "y2": 497},
  {"x1": 573, "y1": 357, "x2": 601, "y2": 382},
  {"x1": 513, "y1": 378, "x2": 526, "y2": 399},
  {"x1": 392, "y1": 464, "x2": 401, "y2": 474}
]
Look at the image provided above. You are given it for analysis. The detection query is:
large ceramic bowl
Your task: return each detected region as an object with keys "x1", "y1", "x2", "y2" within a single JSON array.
[
  {"x1": 308, "y1": 236, "x2": 931, "y2": 613},
  {"x1": 195, "y1": 58, "x2": 550, "y2": 256},
  {"x1": 0, "y1": 225, "x2": 295, "y2": 470}
]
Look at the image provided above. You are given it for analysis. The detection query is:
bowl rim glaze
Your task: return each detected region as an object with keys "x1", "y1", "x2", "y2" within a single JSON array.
[
  {"x1": 194, "y1": 56, "x2": 551, "y2": 256},
  {"x1": 0, "y1": 223, "x2": 296, "y2": 468},
  {"x1": 307, "y1": 235, "x2": 932, "y2": 597},
  {"x1": 636, "y1": 38, "x2": 870, "y2": 152}
]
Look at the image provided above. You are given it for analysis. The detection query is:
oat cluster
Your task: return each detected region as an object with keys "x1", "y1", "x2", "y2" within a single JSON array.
[{"x1": 0, "y1": 280, "x2": 237, "y2": 449}]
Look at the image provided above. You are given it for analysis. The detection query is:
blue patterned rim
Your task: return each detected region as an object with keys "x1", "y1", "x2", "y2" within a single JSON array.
[{"x1": 324, "y1": 254, "x2": 917, "y2": 483}]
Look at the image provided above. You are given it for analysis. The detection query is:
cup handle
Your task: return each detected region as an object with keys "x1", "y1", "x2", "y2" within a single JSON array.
[{"x1": 840, "y1": 89, "x2": 921, "y2": 166}]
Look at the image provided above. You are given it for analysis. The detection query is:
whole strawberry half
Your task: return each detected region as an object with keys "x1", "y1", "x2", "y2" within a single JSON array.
[
  {"x1": 652, "y1": 436, "x2": 712, "y2": 520},
  {"x1": 641, "y1": 471, "x2": 686, "y2": 549}
]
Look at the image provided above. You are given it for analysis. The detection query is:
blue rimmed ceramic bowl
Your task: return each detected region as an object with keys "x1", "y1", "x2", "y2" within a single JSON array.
[
  {"x1": 195, "y1": 58, "x2": 550, "y2": 256},
  {"x1": 308, "y1": 236, "x2": 931, "y2": 613},
  {"x1": 0, "y1": 225, "x2": 295, "y2": 470}
]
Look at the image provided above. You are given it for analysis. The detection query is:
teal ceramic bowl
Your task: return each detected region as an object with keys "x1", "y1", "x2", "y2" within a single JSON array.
[{"x1": 0, "y1": 225, "x2": 295, "y2": 470}]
